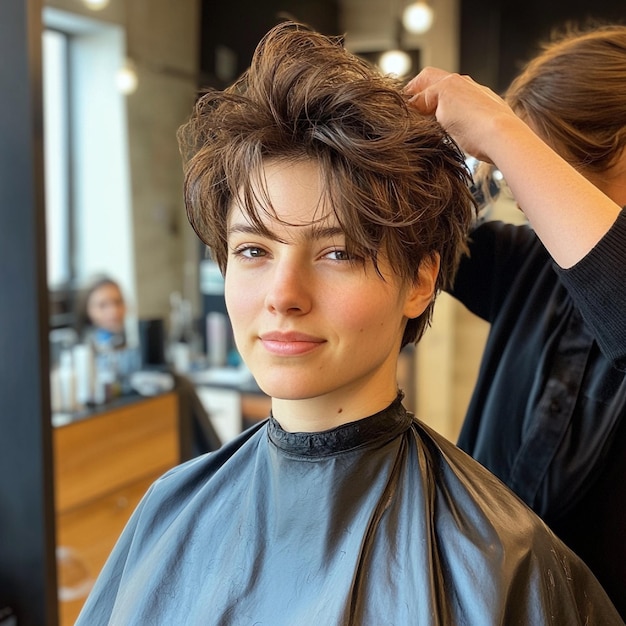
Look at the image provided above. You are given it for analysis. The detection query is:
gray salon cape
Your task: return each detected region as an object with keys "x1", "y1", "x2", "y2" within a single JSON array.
[{"x1": 76, "y1": 396, "x2": 622, "y2": 625}]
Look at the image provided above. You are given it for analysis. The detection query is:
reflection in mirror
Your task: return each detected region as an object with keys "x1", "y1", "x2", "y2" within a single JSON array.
[
  {"x1": 42, "y1": 4, "x2": 201, "y2": 620},
  {"x1": 43, "y1": 8, "x2": 135, "y2": 334}
]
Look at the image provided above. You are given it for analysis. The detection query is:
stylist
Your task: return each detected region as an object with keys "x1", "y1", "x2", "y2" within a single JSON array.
[{"x1": 406, "y1": 24, "x2": 626, "y2": 616}]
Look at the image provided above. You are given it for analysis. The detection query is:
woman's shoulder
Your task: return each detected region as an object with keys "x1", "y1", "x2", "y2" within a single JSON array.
[
  {"x1": 411, "y1": 416, "x2": 565, "y2": 535},
  {"x1": 143, "y1": 421, "x2": 268, "y2": 509},
  {"x1": 405, "y1": 417, "x2": 622, "y2": 622}
]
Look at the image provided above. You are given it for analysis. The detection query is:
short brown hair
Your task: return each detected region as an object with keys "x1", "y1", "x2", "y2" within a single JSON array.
[{"x1": 178, "y1": 22, "x2": 474, "y2": 345}]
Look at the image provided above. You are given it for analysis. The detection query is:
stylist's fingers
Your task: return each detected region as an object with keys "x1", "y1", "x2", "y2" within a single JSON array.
[
  {"x1": 404, "y1": 66, "x2": 450, "y2": 95},
  {"x1": 406, "y1": 86, "x2": 438, "y2": 116},
  {"x1": 405, "y1": 68, "x2": 508, "y2": 162},
  {"x1": 404, "y1": 67, "x2": 450, "y2": 115}
]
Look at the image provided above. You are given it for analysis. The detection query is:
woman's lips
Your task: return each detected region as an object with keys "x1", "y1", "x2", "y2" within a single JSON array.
[{"x1": 260, "y1": 331, "x2": 326, "y2": 356}]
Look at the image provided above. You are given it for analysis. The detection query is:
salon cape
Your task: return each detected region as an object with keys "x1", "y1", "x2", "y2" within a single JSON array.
[{"x1": 76, "y1": 396, "x2": 622, "y2": 625}]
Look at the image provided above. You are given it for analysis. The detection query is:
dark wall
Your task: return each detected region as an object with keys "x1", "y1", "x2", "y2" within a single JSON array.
[
  {"x1": 200, "y1": 0, "x2": 340, "y2": 88},
  {"x1": 0, "y1": 0, "x2": 58, "y2": 624},
  {"x1": 460, "y1": 0, "x2": 625, "y2": 93}
]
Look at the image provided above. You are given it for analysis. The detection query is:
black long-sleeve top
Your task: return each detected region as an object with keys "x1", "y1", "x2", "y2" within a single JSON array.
[{"x1": 452, "y1": 207, "x2": 626, "y2": 617}]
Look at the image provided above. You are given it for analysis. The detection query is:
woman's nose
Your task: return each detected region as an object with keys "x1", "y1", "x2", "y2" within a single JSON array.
[{"x1": 264, "y1": 259, "x2": 312, "y2": 315}]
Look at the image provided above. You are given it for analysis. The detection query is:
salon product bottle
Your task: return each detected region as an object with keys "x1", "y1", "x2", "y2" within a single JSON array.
[
  {"x1": 206, "y1": 311, "x2": 228, "y2": 367},
  {"x1": 58, "y1": 347, "x2": 76, "y2": 412},
  {"x1": 73, "y1": 343, "x2": 94, "y2": 407}
]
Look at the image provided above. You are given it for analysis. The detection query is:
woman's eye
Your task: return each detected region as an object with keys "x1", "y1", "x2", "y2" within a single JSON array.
[
  {"x1": 325, "y1": 249, "x2": 352, "y2": 261},
  {"x1": 233, "y1": 246, "x2": 266, "y2": 258}
]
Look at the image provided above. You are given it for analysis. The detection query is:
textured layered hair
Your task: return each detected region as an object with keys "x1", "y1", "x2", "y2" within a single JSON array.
[
  {"x1": 506, "y1": 24, "x2": 626, "y2": 174},
  {"x1": 178, "y1": 21, "x2": 474, "y2": 345}
]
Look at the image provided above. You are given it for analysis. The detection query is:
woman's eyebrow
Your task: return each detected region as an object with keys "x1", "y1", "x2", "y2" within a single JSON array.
[
  {"x1": 227, "y1": 222, "x2": 345, "y2": 242},
  {"x1": 308, "y1": 225, "x2": 345, "y2": 240},
  {"x1": 227, "y1": 223, "x2": 270, "y2": 237}
]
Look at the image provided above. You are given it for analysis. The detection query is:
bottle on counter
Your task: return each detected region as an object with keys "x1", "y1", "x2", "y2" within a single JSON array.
[
  {"x1": 206, "y1": 311, "x2": 228, "y2": 367},
  {"x1": 73, "y1": 343, "x2": 95, "y2": 408},
  {"x1": 168, "y1": 291, "x2": 202, "y2": 373},
  {"x1": 57, "y1": 347, "x2": 77, "y2": 413},
  {"x1": 93, "y1": 349, "x2": 121, "y2": 405}
]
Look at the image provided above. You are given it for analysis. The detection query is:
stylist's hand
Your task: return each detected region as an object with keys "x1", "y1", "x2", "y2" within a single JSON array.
[
  {"x1": 405, "y1": 67, "x2": 524, "y2": 164},
  {"x1": 407, "y1": 67, "x2": 623, "y2": 269}
]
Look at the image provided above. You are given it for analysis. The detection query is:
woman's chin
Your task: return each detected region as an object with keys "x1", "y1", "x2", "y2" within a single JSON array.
[{"x1": 254, "y1": 376, "x2": 320, "y2": 402}]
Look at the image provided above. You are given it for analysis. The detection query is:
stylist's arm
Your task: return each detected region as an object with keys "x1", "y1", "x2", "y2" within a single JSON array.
[{"x1": 405, "y1": 67, "x2": 622, "y2": 269}]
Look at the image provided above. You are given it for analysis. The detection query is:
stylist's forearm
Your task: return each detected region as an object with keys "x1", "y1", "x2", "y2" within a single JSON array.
[{"x1": 480, "y1": 115, "x2": 621, "y2": 268}]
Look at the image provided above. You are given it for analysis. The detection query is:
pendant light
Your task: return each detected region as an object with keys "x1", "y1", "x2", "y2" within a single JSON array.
[
  {"x1": 82, "y1": 0, "x2": 110, "y2": 10},
  {"x1": 402, "y1": 1, "x2": 435, "y2": 35}
]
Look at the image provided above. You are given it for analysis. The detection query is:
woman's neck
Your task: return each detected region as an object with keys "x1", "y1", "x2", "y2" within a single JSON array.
[{"x1": 271, "y1": 390, "x2": 400, "y2": 433}]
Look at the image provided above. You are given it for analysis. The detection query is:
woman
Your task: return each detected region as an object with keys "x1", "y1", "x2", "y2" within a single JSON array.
[
  {"x1": 407, "y1": 24, "x2": 626, "y2": 617},
  {"x1": 76, "y1": 275, "x2": 127, "y2": 352},
  {"x1": 74, "y1": 275, "x2": 142, "y2": 400},
  {"x1": 75, "y1": 23, "x2": 622, "y2": 624}
]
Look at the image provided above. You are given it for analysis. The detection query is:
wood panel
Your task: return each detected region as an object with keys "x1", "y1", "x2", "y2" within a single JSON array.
[
  {"x1": 56, "y1": 472, "x2": 160, "y2": 626},
  {"x1": 53, "y1": 392, "x2": 179, "y2": 512},
  {"x1": 53, "y1": 392, "x2": 180, "y2": 626}
]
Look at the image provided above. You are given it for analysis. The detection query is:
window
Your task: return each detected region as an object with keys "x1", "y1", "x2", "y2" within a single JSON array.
[
  {"x1": 43, "y1": 28, "x2": 72, "y2": 290},
  {"x1": 42, "y1": 8, "x2": 136, "y2": 329}
]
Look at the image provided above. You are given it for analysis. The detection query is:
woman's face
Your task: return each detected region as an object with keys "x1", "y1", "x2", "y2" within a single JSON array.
[
  {"x1": 224, "y1": 159, "x2": 435, "y2": 429},
  {"x1": 86, "y1": 283, "x2": 126, "y2": 334}
]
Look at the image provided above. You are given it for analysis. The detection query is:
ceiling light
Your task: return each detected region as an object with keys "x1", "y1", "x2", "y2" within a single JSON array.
[
  {"x1": 378, "y1": 49, "x2": 412, "y2": 77},
  {"x1": 402, "y1": 1, "x2": 434, "y2": 35},
  {"x1": 116, "y1": 60, "x2": 138, "y2": 95},
  {"x1": 82, "y1": 0, "x2": 110, "y2": 10}
]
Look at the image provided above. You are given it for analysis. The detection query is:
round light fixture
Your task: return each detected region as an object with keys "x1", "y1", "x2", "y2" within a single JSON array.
[
  {"x1": 378, "y1": 49, "x2": 412, "y2": 77},
  {"x1": 82, "y1": 0, "x2": 110, "y2": 10},
  {"x1": 116, "y1": 60, "x2": 138, "y2": 95},
  {"x1": 402, "y1": 1, "x2": 434, "y2": 35}
]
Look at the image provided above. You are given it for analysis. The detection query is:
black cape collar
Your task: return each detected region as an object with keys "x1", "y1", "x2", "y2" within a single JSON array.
[{"x1": 267, "y1": 393, "x2": 412, "y2": 457}]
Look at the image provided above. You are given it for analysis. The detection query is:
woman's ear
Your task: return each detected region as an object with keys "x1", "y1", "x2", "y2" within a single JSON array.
[{"x1": 403, "y1": 253, "x2": 440, "y2": 319}]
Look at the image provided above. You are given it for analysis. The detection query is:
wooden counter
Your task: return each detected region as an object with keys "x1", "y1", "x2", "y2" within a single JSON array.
[{"x1": 53, "y1": 392, "x2": 180, "y2": 626}]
